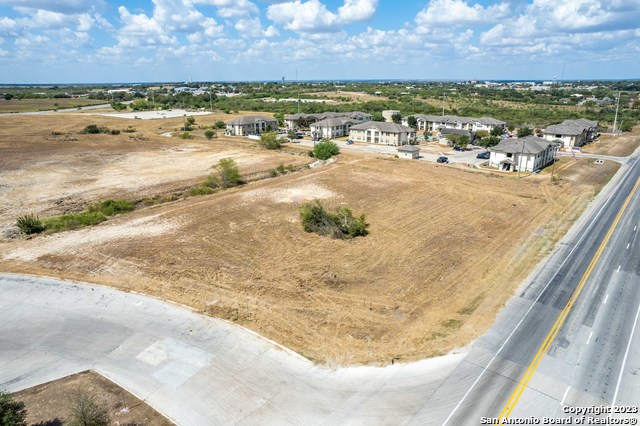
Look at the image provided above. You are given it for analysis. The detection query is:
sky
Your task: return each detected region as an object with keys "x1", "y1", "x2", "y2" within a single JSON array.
[{"x1": 0, "y1": 0, "x2": 639, "y2": 83}]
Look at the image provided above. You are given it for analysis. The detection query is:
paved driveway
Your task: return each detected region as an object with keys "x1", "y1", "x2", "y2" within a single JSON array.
[{"x1": 0, "y1": 273, "x2": 463, "y2": 425}]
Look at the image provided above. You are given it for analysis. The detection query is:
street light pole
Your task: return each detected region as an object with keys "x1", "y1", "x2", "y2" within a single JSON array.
[{"x1": 612, "y1": 91, "x2": 621, "y2": 136}]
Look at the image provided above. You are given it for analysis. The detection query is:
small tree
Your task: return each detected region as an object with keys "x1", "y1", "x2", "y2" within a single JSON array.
[
  {"x1": 517, "y1": 127, "x2": 533, "y2": 137},
  {"x1": 204, "y1": 130, "x2": 216, "y2": 139},
  {"x1": 215, "y1": 120, "x2": 226, "y2": 129},
  {"x1": 68, "y1": 391, "x2": 109, "y2": 426},
  {"x1": 274, "y1": 112, "x2": 285, "y2": 127},
  {"x1": 372, "y1": 112, "x2": 385, "y2": 122},
  {"x1": 620, "y1": 120, "x2": 634, "y2": 132},
  {"x1": 4, "y1": 94, "x2": 14, "y2": 101},
  {"x1": 287, "y1": 129, "x2": 297, "y2": 139},
  {"x1": 407, "y1": 115, "x2": 417, "y2": 129},
  {"x1": 478, "y1": 136, "x2": 500, "y2": 148},
  {"x1": 391, "y1": 112, "x2": 402, "y2": 124},
  {"x1": 259, "y1": 132, "x2": 281, "y2": 149},
  {"x1": 313, "y1": 140, "x2": 340, "y2": 160},
  {"x1": 475, "y1": 130, "x2": 489, "y2": 139},
  {"x1": 490, "y1": 126, "x2": 503, "y2": 137},
  {"x1": 186, "y1": 116, "x2": 196, "y2": 126},
  {"x1": 0, "y1": 391, "x2": 27, "y2": 426},
  {"x1": 212, "y1": 157, "x2": 241, "y2": 189}
]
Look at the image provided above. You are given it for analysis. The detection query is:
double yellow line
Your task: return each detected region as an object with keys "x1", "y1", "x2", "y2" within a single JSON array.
[{"x1": 494, "y1": 175, "x2": 640, "y2": 424}]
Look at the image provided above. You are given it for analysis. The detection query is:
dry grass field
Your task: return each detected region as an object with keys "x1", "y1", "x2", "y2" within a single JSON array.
[
  {"x1": 13, "y1": 371, "x2": 173, "y2": 425},
  {"x1": 309, "y1": 91, "x2": 389, "y2": 103},
  {"x1": 582, "y1": 126, "x2": 640, "y2": 156},
  {"x1": 0, "y1": 98, "x2": 105, "y2": 113},
  {"x1": 0, "y1": 112, "x2": 624, "y2": 365}
]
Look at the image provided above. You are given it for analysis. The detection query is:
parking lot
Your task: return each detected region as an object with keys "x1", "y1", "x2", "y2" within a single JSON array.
[{"x1": 291, "y1": 137, "x2": 489, "y2": 165}]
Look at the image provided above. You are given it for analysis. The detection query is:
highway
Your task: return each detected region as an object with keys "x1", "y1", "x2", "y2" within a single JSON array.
[{"x1": 0, "y1": 149, "x2": 639, "y2": 424}]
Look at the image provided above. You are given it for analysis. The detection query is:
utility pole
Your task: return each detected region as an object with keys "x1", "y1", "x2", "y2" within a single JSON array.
[
  {"x1": 209, "y1": 90, "x2": 213, "y2": 112},
  {"x1": 150, "y1": 89, "x2": 155, "y2": 110},
  {"x1": 517, "y1": 139, "x2": 526, "y2": 179},
  {"x1": 296, "y1": 69, "x2": 300, "y2": 114},
  {"x1": 550, "y1": 143, "x2": 558, "y2": 183},
  {"x1": 612, "y1": 91, "x2": 621, "y2": 136},
  {"x1": 442, "y1": 93, "x2": 446, "y2": 116}
]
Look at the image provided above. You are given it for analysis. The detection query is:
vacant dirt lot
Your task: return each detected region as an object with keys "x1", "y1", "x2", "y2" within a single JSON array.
[
  {"x1": 582, "y1": 126, "x2": 640, "y2": 156},
  {"x1": 0, "y1": 113, "x2": 621, "y2": 365},
  {"x1": 13, "y1": 370, "x2": 173, "y2": 425},
  {"x1": 0, "y1": 114, "x2": 307, "y2": 235}
]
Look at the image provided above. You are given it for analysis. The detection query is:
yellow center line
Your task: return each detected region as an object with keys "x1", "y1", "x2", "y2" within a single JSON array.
[{"x1": 494, "y1": 174, "x2": 640, "y2": 425}]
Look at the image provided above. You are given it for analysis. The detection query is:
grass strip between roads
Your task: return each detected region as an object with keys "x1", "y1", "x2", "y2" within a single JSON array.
[{"x1": 494, "y1": 174, "x2": 640, "y2": 424}]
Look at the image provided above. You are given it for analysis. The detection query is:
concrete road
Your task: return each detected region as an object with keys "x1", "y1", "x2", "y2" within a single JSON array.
[{"x1": 0, "y1": 273, "x2": 465, "y2": 425}]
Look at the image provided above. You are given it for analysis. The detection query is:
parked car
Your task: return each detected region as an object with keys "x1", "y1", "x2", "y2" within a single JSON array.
[
  {"x1": 476, "y1": 151, "x2": 490, "y2": 159},
  {"x1": 453, "y1": 145, "x2": 465, "y2": 152},
  {"x1": 346, "y1": 140, "x2": 354, "y2": 145},
  {"x1": 437, "y1": 156, "x2": 448, "y2": 163}
]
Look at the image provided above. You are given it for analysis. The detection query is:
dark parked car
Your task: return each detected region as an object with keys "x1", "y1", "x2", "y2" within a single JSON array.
[
  {"x1": 346, "y1": 140, "x2": 354, "y2": 145},
  {"x1": 453, "y1": 145, "x2": 465, "y2": 151},
  {"x1": 437, "y1": 156, "x2": 448, "y2": 163},
  {"x1": 476, "y1": 151, "x2": 490, "y2": 159}
]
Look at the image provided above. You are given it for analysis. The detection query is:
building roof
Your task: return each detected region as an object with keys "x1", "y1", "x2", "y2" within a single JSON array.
[
  {"x1": 350, "y1": 122, "x2": 414, "y2": 133},
  {"x1": 440, "y1": 128, "x2": 471, "y2": 136},
  {"x1": 227, "y1": 115, "x2": 277, "y2": 125},
  {"x1": 543, "y1": 119, "x2": 598, "y2": 136},
  {"x1": 397, "y1": 145, "x2": 420, "y2": 152},
  {"x1": 490, "y1": 136, "x2": 557, "y2": 155},
  {"x1": 285, "y1": 111, "x2": 372, "y2": 121},
  {"x1": 311, "y1": 117, "x2": 354, "y2": 128},
  {"x1": 412, "y1": 114, "x2": 505, "y2": 126}
]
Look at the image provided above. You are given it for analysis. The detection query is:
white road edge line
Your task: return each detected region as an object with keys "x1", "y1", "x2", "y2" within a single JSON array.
[
  {"x1": 604, "y1": 294, "x2": 609, "y2": 305},
  {"x1": 610, "y1": 300, "x2": 640, "y2": 413},
  {"x1": 441, "y1": 155, "x2": 640, "y2": 426},
  {"x1": 634, "y1": 226, "x2": 637, "y2": 232},
  {"x1": 617, "y1": 265, "x2": 621, "y2": 272},
  {"x1": 561, "y1": 386, "x2": 570, "y2": 406},
  {"x1": 586, "y1": 331, "x2": 593, "y2": 345},
  {"x1": 627, "y1": 243, "x2": 630, "y2": 250}
]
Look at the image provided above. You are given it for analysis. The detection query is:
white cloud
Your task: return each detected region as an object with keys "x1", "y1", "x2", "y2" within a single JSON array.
[
  {"x1": 192, "y1": 0, "x2": 259, "y2": 18},
  {"x1": 0, "y1": 0, "x2": 107, "y2": 14},
  {"x1": 235, "y1": 18, "x2": 280, "y2": 38},
  {"x1": 117, "y1": 5, "x2": 177, "y2": 48},
  {"x1": 267, "y1": 0, "x2": 338, "y2": 32},
  {"x1": 415, "y1": 0, "x2": 510, "y2": 27},
  {"x1": 338, "y1": 0, "x2": 378, "y2": 23}
]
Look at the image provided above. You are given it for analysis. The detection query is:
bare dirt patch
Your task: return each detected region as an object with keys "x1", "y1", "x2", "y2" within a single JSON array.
[
  {"x1": 0, "y1": 114, "x2": 307, "y2": 234},
  {"x1": 0, "y1": 98, "x2": 105, "y2": 113},
  {"x1": 0, "y1": 142, "x2": 617, "y2": 365},
  {"x1": 12, "y1": 370, "x2": 173, "y2": 425},
  {"x1": 581, "y1": 127, "x2": 640, "y2": 157}
]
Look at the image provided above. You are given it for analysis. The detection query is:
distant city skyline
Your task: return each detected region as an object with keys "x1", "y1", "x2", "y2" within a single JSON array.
[{"x1": 1, "y1": 0, "x2": 638, "y2": 84}]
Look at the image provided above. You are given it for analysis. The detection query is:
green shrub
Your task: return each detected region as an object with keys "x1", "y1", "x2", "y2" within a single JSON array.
[
  {"x1": 0, "y1": 390, "x2": 27, "y2": 426},
  {"x1": 313, "y1": 140, "x2": 340, "y2": 160},
  {"x1": 86, "y1": 199, "x2": 135, "y2": 216},
  {"x1": 259, "y1": 132, "x2": 281, "y2": 150},
  {"x1": 44, "y1": 212, "x2": 108, "y2": 231},
  {"x1": 188, "y1": 186, "x2": 215, "y2": 196},
  {"x1": 276, "y1": 163, "x2": 286, "y2": 174},
  {"x1": 179, "y1": 132, "x2": 193, "y2": 139},
  {"x1": 215, "y1": 121, "x2": 226, "y2": 129},
  {"x1": 83, "y1": 124, "x2": 101, "y2": 134},
  {"x1": 110, "y1": 129, "x2": 120, "y2": 135},
  {"x1": 299, "y1": 200, "x2": 368, "y2": 239},
  {"x1": 16, "y1": 214, "x2": 45, "y2": 234},
  {"x1": 270, "y1": 169, "x2": 278, "y2": 177}
]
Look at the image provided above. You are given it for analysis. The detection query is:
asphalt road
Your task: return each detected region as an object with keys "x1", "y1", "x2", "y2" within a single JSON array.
[
  {"x1": 437, "y1": 149, "x2": 640, "y2": 425},
  {"x1": 1, "y1": 149, "x2": 639, "y2": 425}
]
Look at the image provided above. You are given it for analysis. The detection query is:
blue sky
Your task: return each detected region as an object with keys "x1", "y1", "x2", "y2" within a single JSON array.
[{"x1": 0, "y1": 0, "x2": 638, "y2": 83}]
